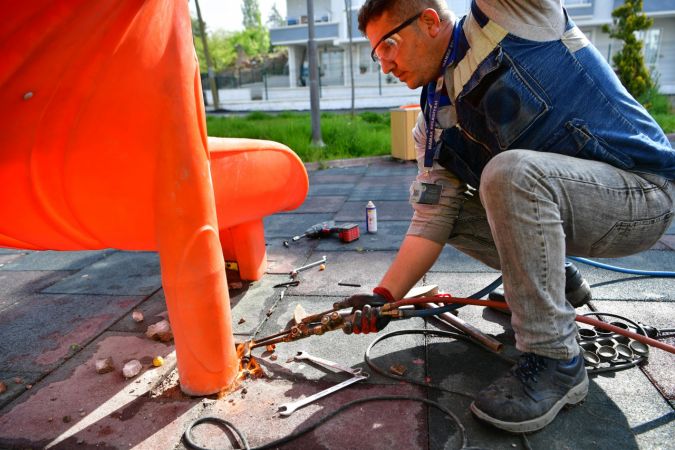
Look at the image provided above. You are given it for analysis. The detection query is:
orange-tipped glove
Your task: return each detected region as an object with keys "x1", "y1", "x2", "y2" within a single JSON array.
[{"x1": 344, "y1": 287, "x2": 394, "y2": 335}]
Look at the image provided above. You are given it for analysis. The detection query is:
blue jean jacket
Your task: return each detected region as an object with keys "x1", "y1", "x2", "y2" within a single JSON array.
[{"x1": 433, "y1": 1, "x2": 675, "y2": 187}]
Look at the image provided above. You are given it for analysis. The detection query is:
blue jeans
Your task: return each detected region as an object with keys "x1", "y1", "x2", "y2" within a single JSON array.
[{"x1": 447, "y1": 150, "x2": 674, "y2": 359}]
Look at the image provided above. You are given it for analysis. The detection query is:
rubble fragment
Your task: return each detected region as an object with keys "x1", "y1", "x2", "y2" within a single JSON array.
[
  {"x1": 293, "y1": 304, "x2": 309, "y2": 324},
  {"x1": 132, "y1": 310, "x2": 144, "y2": 322},
  {"x1": 146, "y1": 320, "x2": 173, "y2": 342},
  {"x1": 122, "y1": 360, "x2": 142, "y2": 378},
  {"x1": 95, "y1": 357, "x2": 115, "y2": 374},
  {"x1": 238, "y1": 317, "x2": 246, "y2": 325},
  {"x1": 389, "y1": 364, "x2": 407, "y2": 376}
]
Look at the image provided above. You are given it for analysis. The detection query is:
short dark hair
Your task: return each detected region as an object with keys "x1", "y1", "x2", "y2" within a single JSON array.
[{"x1": 357, "y1": 0, "x2": 450, "y2": 35}]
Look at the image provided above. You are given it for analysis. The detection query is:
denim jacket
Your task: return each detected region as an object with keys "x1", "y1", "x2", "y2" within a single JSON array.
[{"x1": 428, "y1": 1, "x2": 675, "y2": 188}]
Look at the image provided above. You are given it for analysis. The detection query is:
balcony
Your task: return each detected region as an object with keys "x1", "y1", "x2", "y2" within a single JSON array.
[{"x1": 270, "y1": 17, "x2": 339, "y2": 45}]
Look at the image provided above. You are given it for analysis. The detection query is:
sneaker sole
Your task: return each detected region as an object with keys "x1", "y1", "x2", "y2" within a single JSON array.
[{"x1": 469, "y1": 374, "x2": 589, "y2": 433}]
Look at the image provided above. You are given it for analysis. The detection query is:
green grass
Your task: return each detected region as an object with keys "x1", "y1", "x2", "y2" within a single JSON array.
[
  {"x1": 206, "y1": 107, "x2": 674, "y2": 164},
  {"x1": 206, "y1": 111, "x2": 391, "y2": 163},
  {"x1": 654, "y1": 114, "x2": 675, "y2": 134}
]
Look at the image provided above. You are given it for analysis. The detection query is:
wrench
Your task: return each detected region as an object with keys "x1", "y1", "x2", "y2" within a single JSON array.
[
  {"x1": 278, "y1": 351, "x2": 369, "y2": 416},
  {"x1": 293, "y1": 351, "x2": 363, "y2": 376}
]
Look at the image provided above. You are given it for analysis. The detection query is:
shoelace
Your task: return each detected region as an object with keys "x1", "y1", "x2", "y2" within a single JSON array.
[{"x1": 514, "y1": 353, "x2": 548, "y2": 384}]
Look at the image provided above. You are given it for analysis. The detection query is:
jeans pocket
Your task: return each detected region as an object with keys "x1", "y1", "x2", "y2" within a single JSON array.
[{"x1": 590, "y1": 211, "x2": 674, "y2": 257}]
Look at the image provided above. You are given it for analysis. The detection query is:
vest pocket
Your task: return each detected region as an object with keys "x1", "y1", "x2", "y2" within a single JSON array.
[
  {"x1": 542, "y1": 119, "x2": 634, "y2": 169},
  {"x1": 457, "y1": 48, "x2": 549, "y2": 151}
]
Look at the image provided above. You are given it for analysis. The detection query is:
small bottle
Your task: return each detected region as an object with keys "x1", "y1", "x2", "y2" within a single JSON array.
[{"x1": 366, "y1": 201, "x2": 377, "y2": 233}]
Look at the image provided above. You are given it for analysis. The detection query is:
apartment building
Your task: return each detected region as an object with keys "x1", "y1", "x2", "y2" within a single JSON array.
[{"x1": 268, "y1": 0, "x2": 675, "y2": 97}]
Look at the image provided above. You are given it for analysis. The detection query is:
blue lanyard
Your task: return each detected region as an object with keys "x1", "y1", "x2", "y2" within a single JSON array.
[{"x1": 423, "y1": 22, "x2": 462, "y2": 169}]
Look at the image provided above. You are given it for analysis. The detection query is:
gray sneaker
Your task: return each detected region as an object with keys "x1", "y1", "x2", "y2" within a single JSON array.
[{"x1": 470, "y1": 353, "x2": 588, "y2": 433}]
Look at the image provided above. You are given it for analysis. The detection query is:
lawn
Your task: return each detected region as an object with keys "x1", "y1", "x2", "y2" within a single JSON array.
[
  {"x1": 206, "y1": 111, "x2": 392, "y2": 163},
  {"x1": 206, "y1": 109, "x2": 674, "y2": 164}
]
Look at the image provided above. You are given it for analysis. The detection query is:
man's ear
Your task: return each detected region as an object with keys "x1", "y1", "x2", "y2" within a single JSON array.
[{"x1": 419, "y1": 8, "x2": 442, "y2": 37}]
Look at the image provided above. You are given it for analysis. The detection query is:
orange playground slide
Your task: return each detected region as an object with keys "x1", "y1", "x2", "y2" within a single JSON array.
[{"x1": 0, "y1": 0, "x2": 308, "y2": 395}]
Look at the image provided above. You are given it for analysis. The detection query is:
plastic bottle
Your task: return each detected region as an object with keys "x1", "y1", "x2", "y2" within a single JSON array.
[{"x1": 366, "y1": 201, "x2": 377, "y2": 233}]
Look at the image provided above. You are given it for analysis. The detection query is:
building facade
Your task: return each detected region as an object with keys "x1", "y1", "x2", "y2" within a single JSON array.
[
  {"x1": 208, "y1": 1, "x2": 673, "y2": 110},
  {"x1": 269, "y1": 0, "x2": 675, "y2": 97}
]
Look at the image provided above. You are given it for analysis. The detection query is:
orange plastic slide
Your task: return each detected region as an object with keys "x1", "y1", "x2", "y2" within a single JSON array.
[{"x1": 0, "y1": 0, "x2": 308, "y2": 395}]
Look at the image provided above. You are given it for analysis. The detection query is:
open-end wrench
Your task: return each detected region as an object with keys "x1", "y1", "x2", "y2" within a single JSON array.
[
  {"x1": 278, "y1": 351, "x2": 369, "y2": 416},
  {"x1": 293, "y1": 351, "x2": 363, "y2": 376}
]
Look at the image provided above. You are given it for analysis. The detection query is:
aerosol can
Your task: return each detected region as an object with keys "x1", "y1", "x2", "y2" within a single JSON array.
[{"x1": 366, "y1": 201, "x2": 377, "y2": 233}]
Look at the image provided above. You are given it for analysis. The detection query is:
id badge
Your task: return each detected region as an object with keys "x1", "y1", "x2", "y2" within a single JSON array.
[{"x1": 410, "y1": 181, "x2": 443, "y2": 205}]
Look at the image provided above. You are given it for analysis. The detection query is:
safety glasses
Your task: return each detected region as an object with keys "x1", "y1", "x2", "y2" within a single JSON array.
[{"x1": 370, "y1": 12, "x2": 422, "y2": 63}]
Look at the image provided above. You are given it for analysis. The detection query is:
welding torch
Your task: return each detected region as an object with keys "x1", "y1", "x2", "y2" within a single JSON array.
[{"x1": 241, "y1": 293, "x2": 675, "y2": 362}]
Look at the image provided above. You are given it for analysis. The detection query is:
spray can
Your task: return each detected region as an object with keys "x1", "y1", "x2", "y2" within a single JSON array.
[{"x1": 366, "y1": 201, "x2": 377, "y2": 233}]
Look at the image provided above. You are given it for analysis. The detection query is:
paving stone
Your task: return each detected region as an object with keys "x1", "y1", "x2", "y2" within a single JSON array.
[
  {"x1": 276, "y1": 195, "x2": 347, "y2": 214},
  {"x1": 316, "y1": 221, "x2": 410, "y2": 252},
  {"x1": 348, "y1": 182, "x2": 411, "y2": 201},
  {"x1": 255, "y1": 293, "x2": 426, "y2": 384},
  {"x1": 264, "y1": 213, "x2": 334, "y2": 238},
  {"x1": 265, "y1": 239, "x2": 320, "y2": 275},
  {"x1": 0, "y1": 249, "x2": 115, "y2": 271},
  {"x1": 307, "y1": 173, "x2": 363, "y2": 185},
  {"x1": 0, "y1": 371, "x2": 43, "y2": 410},
  {"x1": 364, "y1": 163, "x2": 417, "y2": 177},
  {"x1": 309, "y1": 166, "x2": 368, "y2": 177},
  {"x1": 0, "y1": 253, "x2": 26, "y2": 267},
  {"x1": 308, "y1": 184, "x2": 355, "y2": 196},
  {"x1": 334, "y1": 200, "x2": 413, "y2": 221},
  {"x1": 230, "y1": 274, "x2": 290, "y2": 337},
  {"x1": 0, "y1": 249, "x2": 30, "y2": 255},
  {"x1": 286, "y1": 250, "x2": 399, "y2": 297},
  {"x1": 198, "y1": 381, "x2": 427, "y2": 450},
  {"x1": 42, "y1": 251, "x2": 161, "y2": 296},
  {"x1": 659, "y1": 235, "x2": 675, "y2": 250},
  {"x1": 0, "y1": 332, "x2": 184, "y2": 450},
  {"x1": 430, "y1": 246, "x2": 502, "y2": 273},
  {"x1": 108, "y1": 290, "x2": 169, "y2": 333},
  {"x1": 0, "y1": 293, "x2": 145, "y2": 374},
  {"x1": 0, "y1": 271, "x2": 72, "y2": 312}
]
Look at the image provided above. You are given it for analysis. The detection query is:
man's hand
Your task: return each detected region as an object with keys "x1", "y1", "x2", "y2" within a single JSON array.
[{"x1": 343, "y1": 287, "x2": 394, "y2": 334}]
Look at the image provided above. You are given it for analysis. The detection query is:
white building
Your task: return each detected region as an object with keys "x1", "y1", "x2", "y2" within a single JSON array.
[{"x1": 214, "y1": 0, "x2": 675, "y2": 110}]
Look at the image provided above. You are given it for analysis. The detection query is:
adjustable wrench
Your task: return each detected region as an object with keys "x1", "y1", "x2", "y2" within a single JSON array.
[{"x1": 278, "y1": 351, "x2": 369, "y2": 416}]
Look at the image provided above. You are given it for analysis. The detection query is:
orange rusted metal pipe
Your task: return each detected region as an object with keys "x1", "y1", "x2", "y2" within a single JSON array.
[{"x1": 394, "y1": 296, "x2": 675, "y2": 355}]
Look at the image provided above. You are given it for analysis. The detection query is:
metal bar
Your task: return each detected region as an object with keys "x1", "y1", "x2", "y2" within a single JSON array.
[{"x1": 421, "y1": 302, "x2": 503, "y2": 353}]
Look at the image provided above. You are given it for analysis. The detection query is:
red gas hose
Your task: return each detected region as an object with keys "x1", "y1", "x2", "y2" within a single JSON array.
[{"x1": 390, "y1": 296, "x2": 675, "y2": 355}]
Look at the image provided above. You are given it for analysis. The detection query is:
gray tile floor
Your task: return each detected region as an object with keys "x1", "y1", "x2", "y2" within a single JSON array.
[{"x1": 0, "y1": 157, "x2": 673, "y2": 449}]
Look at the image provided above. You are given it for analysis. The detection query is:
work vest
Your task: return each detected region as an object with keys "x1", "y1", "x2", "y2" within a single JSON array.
[{"x1": 425, "y1": 1, "x2": 675, "y2": 187}]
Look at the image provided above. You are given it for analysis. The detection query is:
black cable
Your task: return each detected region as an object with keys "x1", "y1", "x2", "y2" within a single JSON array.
[
  {"x1": 184, "y1": 395, "x2": 469, "y2": 450},
  {"x1": 363, "y1": 328, "x2": 513, "y2": 398}
]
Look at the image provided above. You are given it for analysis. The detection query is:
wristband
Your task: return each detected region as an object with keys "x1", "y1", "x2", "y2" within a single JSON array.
[{"x1": 373, "y1": 286, "x2": 395, "y2": 302}]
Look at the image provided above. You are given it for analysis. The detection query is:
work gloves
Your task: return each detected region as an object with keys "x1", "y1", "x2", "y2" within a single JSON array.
[{"x1": 343, "y1": 287, "x2": 394, "y2": 335}]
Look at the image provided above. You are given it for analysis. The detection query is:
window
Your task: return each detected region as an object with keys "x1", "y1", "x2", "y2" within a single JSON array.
[{"x1": 637, "y1": 28, "x2": 661, "y2": 71}]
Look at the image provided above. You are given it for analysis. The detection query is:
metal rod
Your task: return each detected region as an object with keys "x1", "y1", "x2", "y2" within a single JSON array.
[
  {"x1": 421, "y1": 302, "x2": 503, "y2": 353},
  {"x1": 291, "y1": 255, "x2": 327, "y2": 276}
]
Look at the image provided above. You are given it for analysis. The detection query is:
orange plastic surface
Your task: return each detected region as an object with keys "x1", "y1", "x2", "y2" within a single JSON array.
[{"x1": 0, "y1": 0, "x2": 308, "y2": 395}]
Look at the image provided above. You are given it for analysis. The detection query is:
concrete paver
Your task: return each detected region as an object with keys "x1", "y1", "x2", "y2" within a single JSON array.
[{"x1": 0, "y1": 157, "x2": 673, "y2": 449}]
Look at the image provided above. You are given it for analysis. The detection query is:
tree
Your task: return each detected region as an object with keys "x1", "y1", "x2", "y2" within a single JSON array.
[
  {"x1": 267, "y1": 4, "x2": 285, "y2": 27},
  {"x1": 242, "y1": 0, "x2": 262, "y2": 29},
  {"x1": 602, "y1": 0, "x2": 654, "y2": 99}
]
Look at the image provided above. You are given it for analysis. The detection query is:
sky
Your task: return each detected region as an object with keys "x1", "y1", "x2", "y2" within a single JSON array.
[{"x1": 188, "y1": 0, "x2": 287, "y2": 33}]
